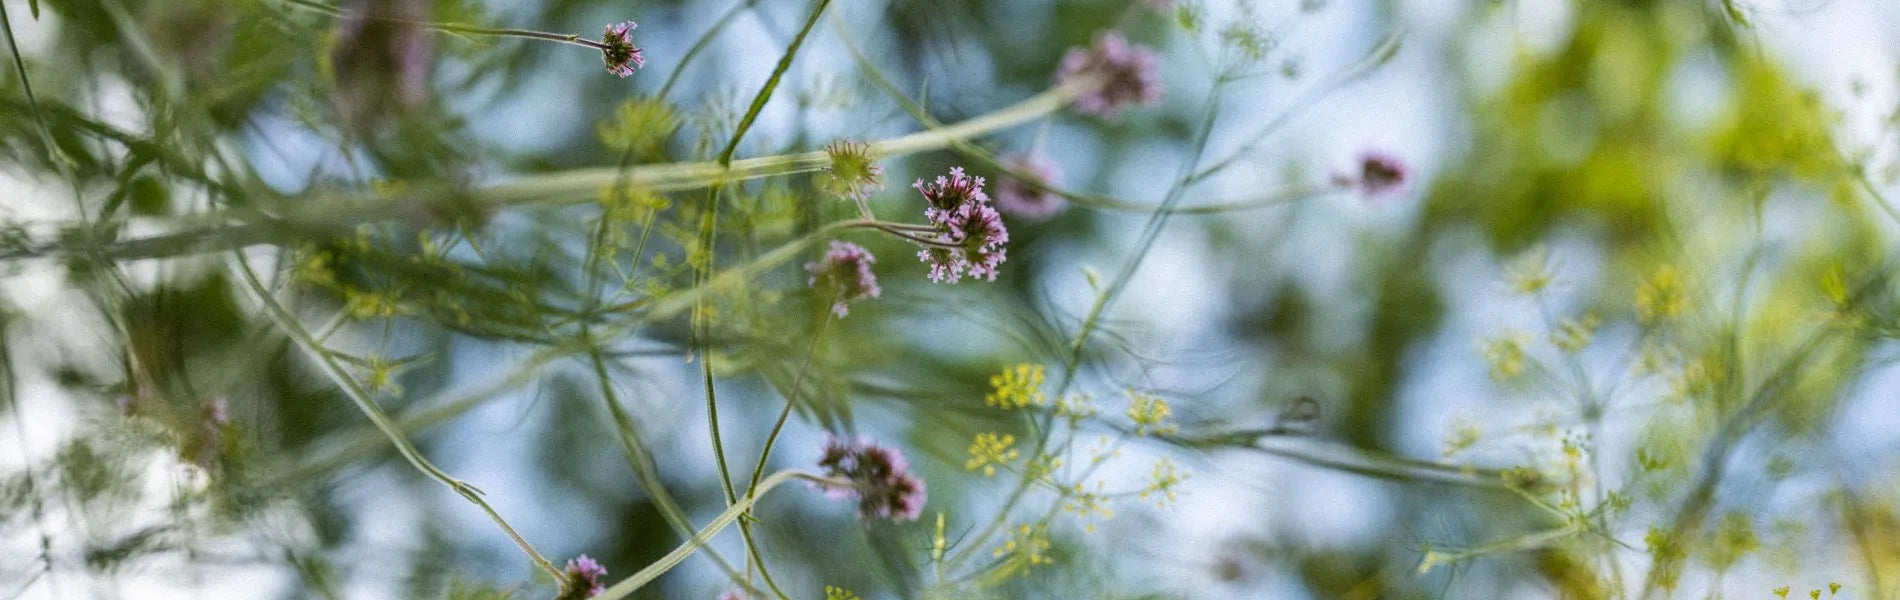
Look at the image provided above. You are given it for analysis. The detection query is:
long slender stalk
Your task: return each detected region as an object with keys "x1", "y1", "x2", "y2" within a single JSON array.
[
  {"x1": 0, "y1": 82, "x2": 1087, "y2": 265},
  {"x1": 593, "y1": 470, "x2": 840, "y2": 600},
  {"x1": 586, "y1": 349, "x2": 758, "y2": 594},
  {"x1": 693, "y1": 2, "x2": 831, "y2": 594},
  {"x1": 227, "y1": 252, "x2": 564, "y2": 584},
  {"x1": 279, "y1": 0, "x2": 610, "y2": 50}
]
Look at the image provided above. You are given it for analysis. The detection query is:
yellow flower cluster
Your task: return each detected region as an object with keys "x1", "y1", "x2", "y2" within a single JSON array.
[
  {"x1": 1480, "y1": 333, "x2": 1529, "y2": 380},
  {"x1": 1124, "y1": 390, "x2": 1176, "y2": 436},
  {"x1": 985, "y1": 363, "x2": 1046, "y2": 410},
  {"x1": 1635, "y1": 264, "x2": 1687, "y2": 323},
  {"x1": 964, "y1": 432, "x2": 1019, "y2": 477},
  {"x1": 1140, "y1": 458, "x2": 1186, "y2": 507},
  {"x1": 993, "y1": 524, "x2": 1052, "y2": 569}
]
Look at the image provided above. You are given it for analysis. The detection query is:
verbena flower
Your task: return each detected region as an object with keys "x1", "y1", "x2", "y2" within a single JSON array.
[
  {"x1": 993, "y1": 153, "x2": 1066, "y2": 220},
  {"x1": 715, "y1": 591, "x2": 749, "y2": 600},
  {"x1": 1333, "y1": 150, "x2": 1408, "y2": 199},
  {"x1": 806, "y1": 241, "x2": 880, "y2": 318},
  {"x1": 913, "y1": 167, "x2": 990, "y2": 225},
  {"x1": 820, "y1": 140, "x2": 884, "y2": 201},
  {"x1": 601, "y1": 21, "x2": 646, "y2": 78},
  {"x1": 917, "y1": 246, "x2": 964, "y2": 284},
  {"x1": 561, "y1": 555, "x2": 608, "y2": 599},
  {"x1": 939, "y1": 202, "x2": 1010, "y2": 281},
  {"x1": 912, "y1": 167, "x2": 1010, "y2": 283},
  {"x1": 815, "y1": 436, "x2": 927, "y2": 521},
  {"x1": 1056, "y1": 32, "x2": 1163, "y2": 119}
]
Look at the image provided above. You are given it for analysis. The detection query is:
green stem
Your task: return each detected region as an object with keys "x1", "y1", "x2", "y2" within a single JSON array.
[
  {"x1": 593, "y1": 470, "x2": 840, "y2": 600},
  {"x1": 280, "y1": 0, "x2": 609, "y2": 50},
  {"x1": 227, "y1": 253, "x2": 564, "y2": 584},
  {"x1": 586, "y1": 348, "x2": 758, "y2": 594}
]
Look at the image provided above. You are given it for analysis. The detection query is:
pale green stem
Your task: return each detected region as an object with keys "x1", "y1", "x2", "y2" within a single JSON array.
[
  {"x1": 226, "y1": 252, "x2": 564, "y2": 584},
  {"x1": 593, "y1": 470, "x2": 842, "y2": 600}
]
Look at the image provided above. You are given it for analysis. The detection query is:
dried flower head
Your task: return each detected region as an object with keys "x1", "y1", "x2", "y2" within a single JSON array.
[
  {"x1": 994, "y1": 153, "x2": 1066, "y2": 220},
  {"x1": 600, "y1": 21, "x2": 645, "y2": 78},
  {"x1": 820, "y1": 140, "x2": 885, "y2": 201},
  {"x1": 816, "y1": 436, "x2": 927, "y2": 521},
  {"x1": 1056, "y1": 32, "x2": 1163, "y2": 119},
  {"x1": 806, "y1": 241, "x2": 881, "y2": 318},
  {"x1": 561, "y1": 555, "x2": 608, "y2": 599},
  {"x1": 1333, "y1": 150, "x2": 1408, "y2": 199}
]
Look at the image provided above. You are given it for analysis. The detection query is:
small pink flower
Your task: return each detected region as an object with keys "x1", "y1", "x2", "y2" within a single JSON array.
[
  {"x1": 1332, "y1": 150, "x2": 1408, "y2": 199},
  {"x1": 805, "y1": 241, "x2": 881, "y2": 318},
  {"x1": 993, "y1": 153, "x2": 1066, "y2": 220},
  {"x1": 913, "y1": 167, "x2": 991, "y2": 225},
  {"x1": 1056, "y1": 32, "x2": 1163, "y2": 119},
  {"x1": 601, "y1": 21, "x2": 645, "y2": 78},
  {"x1": 815, "y1": 435, "x2": 927, "y2": 521},
  {"x1": 562, "y1": 555, "x2": 608, "y2": 598},
  {"x1": 910, "y1": 167, "x2": 1009, "y2": 283}
]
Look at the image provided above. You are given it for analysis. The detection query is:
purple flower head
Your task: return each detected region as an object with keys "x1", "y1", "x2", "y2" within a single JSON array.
[
  {"x1": 1333, "y1": 150, "x2": 1408, "y2": 200},
  {"x1": 913, "y1": 167, "x2": 990, "y2": 224},
  {"x1": 916, "y1": 202, "x2": 1009, "y2": 283},
  {"x1": 908, "y1": 167, "x2": 1009, "y2": 283},
  {"x1": 815, "y1": 435, "x2": 927, "y2": 522},
  {"x1": 601, "y1": 21, "x2": 646, "y2": 78},
  {"x1": 994, "y1": 153, "x2": 1066, "y2": 221},
  {"x1": 716, "y1": 592, "x2": 750, "y2": 600},
  {"x1": 805, "y1": 241, "x2": 881, "y2": 318},
  {"x1": 1056, "y1": 32, "x2": 1163, "y2": 119},
  {"x1": 562, "y1": 555, "x2": 608, "y2": 598},
  {"x1": 820, "y1": 140, "x2": 885, "y2": 201},
  {"x1": 917, "y1": 246, "x2": 963, "y2": 284}
]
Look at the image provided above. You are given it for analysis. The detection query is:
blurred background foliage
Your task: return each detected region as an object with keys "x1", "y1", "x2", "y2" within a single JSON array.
[{"x1": 2, "y1": 0, "x2": 1900, "y2": 599}]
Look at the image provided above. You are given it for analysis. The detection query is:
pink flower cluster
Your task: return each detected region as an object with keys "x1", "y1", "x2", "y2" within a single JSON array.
[
  {"x1": 913, "y1": 167, "x2": 1010, "y2": 283},
  {"x1": 1056, "y1": 32, "x2": 1162, "y2": 119},
  {"x1": 815, "y1": 436, "x2": 927, "y2": 522},
  {"x1": 561, "y1": 555, "x2": 608, "y2": 599},
  {"x1": 601, "y1": 21, "x2": 645, "y2": 77},
  {"x1": 805, "y1": 241, "x2": 881, "y2": 318},
  {"x1": 993, "y1": 153, "x2": 1066, "y2": 220}
]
